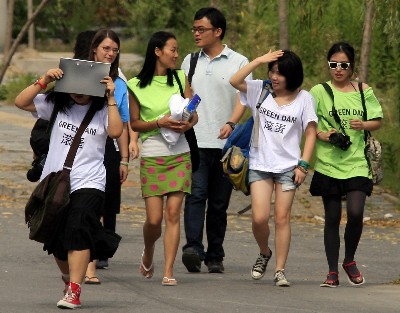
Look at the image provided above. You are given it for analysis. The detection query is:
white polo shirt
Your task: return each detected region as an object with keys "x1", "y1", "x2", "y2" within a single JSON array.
[{"x1": 181, "y1": 45, "x2": 250, "y2": 149}]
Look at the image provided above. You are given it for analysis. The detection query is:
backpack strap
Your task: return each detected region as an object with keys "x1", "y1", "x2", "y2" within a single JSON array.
[
  {"x1": 46, "y1": 105, "x2": 59, "y2": 135},
  {"x1": 172, "y1": 70, "x2": 184, "y2": 97},
  {"x1": 253, "y1": 80, "x2": 272, "y2": 148},
  {"x1": 63, "y1": 104, "x2": 97, "y2": 171},
  {"x1": 358, "y1": 81, "x2": 371, "y2": 143},
  {"x1": 188, "y1": 52, "x2": 199, "y2": 86}
]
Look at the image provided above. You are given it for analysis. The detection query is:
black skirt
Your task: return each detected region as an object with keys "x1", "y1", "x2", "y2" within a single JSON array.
[
  {"x1": 43, "y1": 188, "x2": 121, "y2": 261},
  {"x1": 310, "y1": 171, "x2": 373, "y2": 197}
]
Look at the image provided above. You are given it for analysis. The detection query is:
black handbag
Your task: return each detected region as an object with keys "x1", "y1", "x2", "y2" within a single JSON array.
[{"x1": 25, "y1": 105, "x2": 97, "y2": 244}]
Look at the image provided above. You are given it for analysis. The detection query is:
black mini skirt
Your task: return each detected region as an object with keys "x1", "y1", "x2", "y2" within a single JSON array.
[{"x1": 310, "y1": 171, "x2": 373, "y2": 197}]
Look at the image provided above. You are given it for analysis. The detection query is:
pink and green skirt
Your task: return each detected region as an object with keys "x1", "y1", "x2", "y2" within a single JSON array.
[{"x1": 140, "y1": 152, "x2": 192, "y2": 198}]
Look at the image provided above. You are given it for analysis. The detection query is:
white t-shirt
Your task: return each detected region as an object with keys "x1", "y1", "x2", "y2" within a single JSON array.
[
  {"x1": 241, "y1": 80, "x2": 318, "y2": 173},
  {"x1": 34, "y1": 94, "x2": 109, "y2": 192}
]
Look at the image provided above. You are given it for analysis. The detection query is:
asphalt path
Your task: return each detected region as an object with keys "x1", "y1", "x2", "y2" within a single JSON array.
[{"x1": 0, "y1": 100, "x2": 399, "y2": 313}]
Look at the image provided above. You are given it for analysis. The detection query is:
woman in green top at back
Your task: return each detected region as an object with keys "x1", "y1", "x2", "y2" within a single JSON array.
[
  {"x1": 127, "y1": 31, "x2": 197, "y2": 286},
  {"x1": 309, "y1": 42, "x2": 383, "y2": 288}
]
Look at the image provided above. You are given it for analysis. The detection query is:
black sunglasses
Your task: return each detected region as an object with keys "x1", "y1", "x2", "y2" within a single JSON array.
[{"x1": 328, "y1": 61, "x2": 351, "y2": 70}]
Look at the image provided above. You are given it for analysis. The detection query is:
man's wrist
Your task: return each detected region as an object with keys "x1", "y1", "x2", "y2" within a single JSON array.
[{"x1": 226, "y1": 121, "x2": 236, "y2": 130}]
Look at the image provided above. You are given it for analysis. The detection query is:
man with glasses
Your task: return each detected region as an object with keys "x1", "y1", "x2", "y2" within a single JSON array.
[{"x1": 181, "y1": 7, "x2": 251, "y2": 274}]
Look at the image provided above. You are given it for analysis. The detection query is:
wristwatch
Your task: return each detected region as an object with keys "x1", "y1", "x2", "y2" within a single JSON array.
[{"x1": 226, "y1": 121, "x2": 236, "y2": 130}]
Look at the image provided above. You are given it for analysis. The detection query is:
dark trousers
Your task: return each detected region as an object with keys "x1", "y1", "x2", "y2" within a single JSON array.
[
  {"x1": 183, "y1": 148, "x2": 233, "y2": 263},
  {"x1": 101, "y1": 138, "x2": 121, "y2": 258}
]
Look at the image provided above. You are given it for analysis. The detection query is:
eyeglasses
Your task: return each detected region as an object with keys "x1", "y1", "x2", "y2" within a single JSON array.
[
  {"x1": 328, "y1": 61, "x2": 351, "y2": 70},
  {"x1": 101, "y1": 46, "x2": 119, "y2": 54},
  {"x1": 191, "y1": 27, "x2": 215, "y2": 34}
]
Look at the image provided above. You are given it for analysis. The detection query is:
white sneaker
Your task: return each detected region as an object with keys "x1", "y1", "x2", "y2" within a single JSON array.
[{"x1": 274, "y1": 269, "x2": 290, "y2": 287}]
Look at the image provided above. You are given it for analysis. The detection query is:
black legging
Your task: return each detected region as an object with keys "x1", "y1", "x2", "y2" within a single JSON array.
[{"x1": 322, "y1": 191, "x2": 367, "y2": 272}]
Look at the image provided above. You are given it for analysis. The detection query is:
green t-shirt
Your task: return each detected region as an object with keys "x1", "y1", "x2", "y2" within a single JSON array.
[
  {"x1": 309, "y1": 81, "x2": 383, "y2": 179},
  {"x1": 127, "y1": 70, "x2": 185, "y2": 142}
]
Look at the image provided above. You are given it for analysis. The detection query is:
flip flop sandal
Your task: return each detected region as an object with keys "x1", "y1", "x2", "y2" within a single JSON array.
[
  {"x1": 84, "y1": 276, "x2": 101, "y2": 285},
  {"x1": 342, "y1": 261, "x2": 365, "y2": 286},
  {"x1": 140, "y1": 250, "x2": 154, "y2": 279},
  {"x1": 161, "y1": 277, "x2": 177, "y2": 286}
]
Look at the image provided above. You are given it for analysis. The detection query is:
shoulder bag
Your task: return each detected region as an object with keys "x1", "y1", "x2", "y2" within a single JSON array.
[
  {"x1": 25, "y1": 104, "x2": 97, "y2": 244},
  {"x1": 359, "y1": 82, "x2": 383, "y2": 185}
]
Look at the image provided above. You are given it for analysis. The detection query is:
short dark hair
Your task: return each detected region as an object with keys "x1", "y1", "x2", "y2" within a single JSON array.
[
  {"x1": 327, "y1": 42, "x2": 355, "y2": 71},
  {"x1": 268, "y1": 50, "x2": 303, "y2": 92},
  {"x1": 136, "y1": 31, "x2": 176, "y2": 88},
  {"x1": 73, "y1": 30, "x2": 97, "y2": 60},
  {"x1": 88, "y1": 29, "x2": 121, "y2": 79},
  {"x1": 194, "y1": 7, "x2": 226, "y2": 40}
]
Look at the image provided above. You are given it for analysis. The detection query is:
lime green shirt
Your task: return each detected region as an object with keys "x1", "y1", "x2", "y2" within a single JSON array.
[
  {"x1": 310, "y1": 81, "x2": 383, "y2": 179},
  {"x1": 127, "y1": 70, "x2": 185, "y2": 142}
]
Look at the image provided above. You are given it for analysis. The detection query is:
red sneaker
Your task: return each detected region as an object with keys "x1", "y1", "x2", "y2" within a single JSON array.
[
  {"x1": 320, "y1": 272, "x2": 339, "y2": 288},
  {"x1": 57, "y1": 282, "x2": 81, "y2": 309},
  {"x1": 342, "y1": 261, "x2": 365, "y2": 286}
]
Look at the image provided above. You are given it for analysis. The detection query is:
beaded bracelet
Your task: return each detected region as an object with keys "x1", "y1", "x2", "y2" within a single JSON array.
[
  {"x1": 120, "y1": 161, "x2": 129, "y2": 166},
  {"x1": 295, "y1": 165, "x2": 308, "y2": 174}
]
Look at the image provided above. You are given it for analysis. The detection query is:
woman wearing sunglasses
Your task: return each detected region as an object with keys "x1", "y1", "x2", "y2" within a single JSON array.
[{"x1": 309, "y1": 42, "x2": 383, "y2": 287}]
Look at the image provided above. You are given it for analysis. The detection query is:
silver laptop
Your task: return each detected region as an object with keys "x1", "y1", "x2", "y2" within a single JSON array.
[{"x1": 54, "y1": 58, "x2": 111, "y2": 97}]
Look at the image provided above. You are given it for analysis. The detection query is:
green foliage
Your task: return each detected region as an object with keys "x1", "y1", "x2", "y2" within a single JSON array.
[
  {"x1": 3, "y1": 73, "x2": 37, "y2": 103},
  {"x1": 0, "y1": 85, "x2": 8, "y2": 101},
  {"x1": 9, "y1": 0, "x2": 399, "y2": 194}
]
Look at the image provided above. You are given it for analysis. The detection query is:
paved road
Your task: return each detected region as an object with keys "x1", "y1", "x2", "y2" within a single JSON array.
[{"x1": 0, "y1": 103, "x2": 399, "y2": 313}]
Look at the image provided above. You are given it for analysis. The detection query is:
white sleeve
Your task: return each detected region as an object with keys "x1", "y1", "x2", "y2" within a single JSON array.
[
  {"x1": 239, "y1": 79, "x2": 264, "y2": 110},
  {"x1": 33, "y1": 94, "x2": 54, "y2": 120}
]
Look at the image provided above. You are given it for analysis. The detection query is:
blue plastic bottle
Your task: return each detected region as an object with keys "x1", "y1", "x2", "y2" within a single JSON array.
[{"x1": 182, "y1": 94, "x2": 201, "y2": 121}]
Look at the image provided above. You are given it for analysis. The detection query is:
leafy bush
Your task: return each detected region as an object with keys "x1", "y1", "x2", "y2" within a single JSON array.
[
  {"x1": 0, "y1": 85, "x2": 8, "y2": 101},
  {"x1": 3, "y1": 73, "x2": 37, "y2": 104}
]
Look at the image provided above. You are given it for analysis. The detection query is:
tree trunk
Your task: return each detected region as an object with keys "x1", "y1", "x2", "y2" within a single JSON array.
[
  {"x1": 278, "y1": 0, "x2": 289, "y2": 50},
  {"x1": 359, "y1": 0, "x2": 374, "y2": 83},
  {"x1": 0, "y1": 0, "x2": 48, "y2": 84},
  {"x1": 28, "y1": 0, "x2": 35, "y2": 50},
  {"x1": 3, "y1": 0, "x2": 15, "y2": 59}
]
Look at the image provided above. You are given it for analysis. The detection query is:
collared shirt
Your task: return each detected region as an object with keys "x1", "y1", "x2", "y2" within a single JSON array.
[{"x1": 182, "y1": 45, "x2": 250, "y2": 149}]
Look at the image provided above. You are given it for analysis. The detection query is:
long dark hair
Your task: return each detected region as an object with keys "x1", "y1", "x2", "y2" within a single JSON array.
[
  {"x1": 88, "y1": 29, "x2": 121, "y2": 80},
  {"x1": 136, "y1": 31, "x2": 176, "y2": 88}
]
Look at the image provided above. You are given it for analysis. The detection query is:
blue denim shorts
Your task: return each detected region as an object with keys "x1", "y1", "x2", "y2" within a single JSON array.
[{"x1": 248, "y1": 169, "x2": 297, "y2": 191}]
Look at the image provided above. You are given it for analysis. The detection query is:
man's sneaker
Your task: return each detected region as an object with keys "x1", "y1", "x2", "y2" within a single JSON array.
[
  {"x1": 274, "y1": 269, "x2": 290, "y2": 287},
  {"x1": 206, "y1": 260, "x2": 224, "y2": 273},
  {"x1": 182, "y1": 247, "x2": 201, "y2": 272},
  {"x1": 96, "y1": 259, "x2": 109, "y2": 269},
  {"x1": 320, "y1": 272, "x2": 339, "y2": 288},
  {"x1": 57, "y1": 282, "x2": 81, "y2": 309},
  {"x1": 251, "y1": 250, "x2": 272, "y2": 280}
]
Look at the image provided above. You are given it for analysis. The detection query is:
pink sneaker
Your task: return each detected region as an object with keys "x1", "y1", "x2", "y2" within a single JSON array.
[{"x1": 57, "y1": 282, "x2": 81, "y2": 309}]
